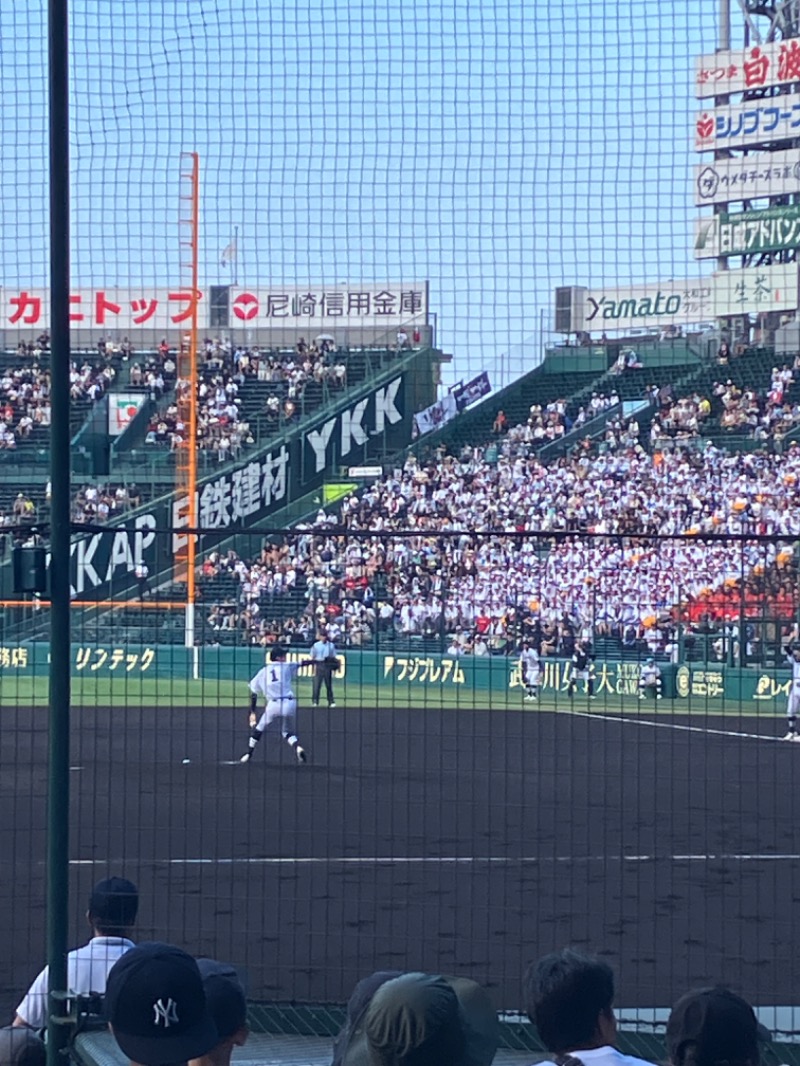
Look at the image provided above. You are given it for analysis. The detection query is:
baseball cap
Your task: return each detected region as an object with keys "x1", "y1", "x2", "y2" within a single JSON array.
[
  {"x1": 340, "y1": 972, "x2": 499, "y2": 1066},
  {"x1": 195, "y1": 960, "x2": 247, "y2": 1043},
  {"x1": 89, "y1": 877, "x2": 139, "y2": 928},
  {"x1": 105, "y1": 943, "x2": 218, "y2": 1065},
  {"x1": 0, "y1": 1028, "x2": 46, "y2": 1066},
  {"x1": 666, "y1": 987, "x2": 770, "y2": 1066}
]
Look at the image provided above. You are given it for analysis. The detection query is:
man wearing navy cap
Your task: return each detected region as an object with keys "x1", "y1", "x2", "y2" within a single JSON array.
[
  {"x1": 189, "y1": 960, "x2": 249, "y2": 1066},
  {"x1": 106, "y1": 943, "x2": 218, "y2": 1066},
  {"x1": 13, "y1": 877, "x2": 138, "y2": 1030}
]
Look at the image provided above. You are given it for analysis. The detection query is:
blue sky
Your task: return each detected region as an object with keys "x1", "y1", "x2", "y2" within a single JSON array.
[{"x1": 0, "y1": 0, "x2": 736, "y2": 385}]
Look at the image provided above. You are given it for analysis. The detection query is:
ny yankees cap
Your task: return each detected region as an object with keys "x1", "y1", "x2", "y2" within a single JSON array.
[
  {"x1": 105, "y1": 943, "x2": 218, "y2": 1065},
  {"x1": 89, "y1": 877, "x2": 139, "y2": 928},
  {"x1": 195, "y1": 959, "x2": 247, "y2": 1043},
  {"x1": 666, "y1": 987, "x2": 770, "y2": 1066}
]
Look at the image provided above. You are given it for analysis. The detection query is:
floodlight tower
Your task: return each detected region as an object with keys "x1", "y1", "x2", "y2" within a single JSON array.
[{"x1": 737, "y1": 0, "x2": 800, "y2": 44}]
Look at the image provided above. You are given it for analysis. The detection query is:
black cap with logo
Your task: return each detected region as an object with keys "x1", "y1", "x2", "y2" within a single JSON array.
[{"x1": 105, "y1": 943, "x2": 218, "y2": 1066}]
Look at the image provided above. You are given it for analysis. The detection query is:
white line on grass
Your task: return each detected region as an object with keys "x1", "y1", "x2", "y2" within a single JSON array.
[
  {"x1": 567, "y1": 708, "x2": 783, "y2": 742},
  {"x1": 66, "y1": 854, "x2": 800, "y2": 867}
]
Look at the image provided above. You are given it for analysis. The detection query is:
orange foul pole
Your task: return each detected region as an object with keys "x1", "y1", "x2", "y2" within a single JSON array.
[{"x1": 176, "y1": 152, "x2": 200, "y2": 647}]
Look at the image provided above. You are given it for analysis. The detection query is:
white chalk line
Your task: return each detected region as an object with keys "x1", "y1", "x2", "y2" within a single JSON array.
[
  {"x1": 567, "y1": 708, "x2": 783, "y2": 742},
  {"x1": 67, "y1": 853, "x2": 800, "y2": 867}
]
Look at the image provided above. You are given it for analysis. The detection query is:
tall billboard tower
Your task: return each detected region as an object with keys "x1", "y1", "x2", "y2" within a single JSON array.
[{"x1": 693, "y1": 0, "x2": 800, "y2": 342}]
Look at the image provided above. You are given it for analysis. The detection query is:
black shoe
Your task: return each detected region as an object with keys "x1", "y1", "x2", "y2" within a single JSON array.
[{"x1": 295, "y1": 745, "x2": 308, "y2": 764}]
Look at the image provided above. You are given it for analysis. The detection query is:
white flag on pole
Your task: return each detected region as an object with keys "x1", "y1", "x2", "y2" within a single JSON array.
[{"x1": 220, "y1": 238, "x2": 237, "y2": 267}]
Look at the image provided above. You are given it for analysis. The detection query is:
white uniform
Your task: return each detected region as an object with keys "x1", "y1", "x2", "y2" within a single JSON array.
[
  {"x1": 787, "y1": 655, "x2": 800, "y2": 717},
  {"x1": 16, "y1": 936, "x2": 134, "y2": 1029},
  {"x1": 640, "y1": 663, "x2": 661, "y2": 686},
  {"x1": 639, "y1": 662, "x2": 662, "y2": 699},
  {"x1": 520, "y1": 648, "x2": 541, "y2": 687},
  {"x1": 250, "y1": 662, "x2": 302, "y2": 729}
]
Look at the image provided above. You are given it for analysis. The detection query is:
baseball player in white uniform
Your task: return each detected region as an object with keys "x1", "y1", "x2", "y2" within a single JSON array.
[
  {"x1": 240, "y1": 647, "x2": 314, "y2": 764},
  {"x1": 638, "y1": 658, "x2": 663, "y2": 700},
  {"x1": 782, "y1": 642, "x2": 800, "y2": 740},
  {"x1": 520, "y1": 642, "x2": 541, "y2": 700}
]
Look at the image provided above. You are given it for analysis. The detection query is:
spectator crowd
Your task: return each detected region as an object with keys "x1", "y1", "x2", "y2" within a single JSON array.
[
  {"x1": 2, "y1": 877, "x2": 774, "y2": 1066},
  {"x1": 145, "y1": 336, "x2": 349, "y2": 457}
]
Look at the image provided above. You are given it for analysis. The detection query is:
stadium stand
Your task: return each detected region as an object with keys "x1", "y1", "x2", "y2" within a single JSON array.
[{"x1": 57, "y1": 341, "x2": 798, "y2": 669}]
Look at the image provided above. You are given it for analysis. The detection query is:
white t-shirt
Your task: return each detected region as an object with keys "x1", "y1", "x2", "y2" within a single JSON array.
[
  {"x1": 250, "y1": 662, "x2": 301, "y2": 702},
  {"x1": 544, "y1": 1046, "x2": 657, "y2": 1066},
  {"x1": 17, "y1": 936, "x2": 135, "y2": 1029}
]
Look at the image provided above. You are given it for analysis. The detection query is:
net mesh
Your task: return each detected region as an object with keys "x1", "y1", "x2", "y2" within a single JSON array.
[{"x1": 5, "y1": 0, "x2": 800, "y2": 1055}]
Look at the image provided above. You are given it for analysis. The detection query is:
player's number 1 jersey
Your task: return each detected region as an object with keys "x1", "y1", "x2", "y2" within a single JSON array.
[{"x1": 250, "y1": 663, "x2": 301, "y2": 702}]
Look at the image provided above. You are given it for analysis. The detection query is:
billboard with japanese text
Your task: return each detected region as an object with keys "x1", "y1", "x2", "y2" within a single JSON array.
[
  {"x1": 0, "y1": 283, "x2": 428, "y2": 333},
  {"x1": 694, "y1": 150, "x2": 800, "y2": 206},
  {"x1": 68, "y1": 374, "x2": 411, "y2": 599},
  {"x1": 709, "y1": 263, "x2": 797, "y2": 317},
  {"x1": 695, "y1": 39, "x2": 800, "y2": 98},
  {"x1": 555, "y1": 265, "x2": 797, "y2": 333},
  {"x1": 227, "y1": 285, "x2": 427, "y2": 329},
  {"x1": 694, "y1": 94, "x2": 800, "y2": 152},
  {"x1": 694, "y1": 204, "x2": 800, "y2": 258}
]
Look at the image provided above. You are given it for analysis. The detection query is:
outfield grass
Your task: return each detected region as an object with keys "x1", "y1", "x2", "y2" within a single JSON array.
[{"x1": 0, "y1": 673, "x2": 784, "y2": 718}]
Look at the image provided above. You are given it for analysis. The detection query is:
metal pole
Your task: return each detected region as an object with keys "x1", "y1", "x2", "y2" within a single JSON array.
[
  {"x1": 46, "y1": 0, "x2": 71, "y2": 1060},
  {"x1": 719, "y1": 0, "x2": 731, "y2": 50},
  {"x1": 234, "y1": 224, "x2": 239, "y2": 287}
]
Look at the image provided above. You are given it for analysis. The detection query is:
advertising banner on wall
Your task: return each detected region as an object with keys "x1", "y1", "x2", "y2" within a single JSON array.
[
  {"x1": 453, "y1": 371, "x2": 491, "y2": 411},
  {"x1": 709, "y1": 263, "x2": 797, "y2": 317},
  {"x1": 69, "y1": 373, "x2": 411, "y2": 599},
  {"x1": 227, "y1": 284, "x2": 428, "y2": 330},
  {"x1": 108, "y1": 393, "x2": 146, "y2": 436},
  {"x1": 695, "y1": 39, "x2": 800, "y2": 98},
  {"x1": 0, "y1": 283, "x2": 428, "y2": 333},
  {"x1": 694, "y1": 150, "x2": 800, "y2": 206},
  {"x1": 555, "y1": 265, "x2": 797, "y2": 333},
  {"x1": 694, "y1": 95, "x2": 800, "y2": 152},
  {"x1": 694, "y1": 204, "x2": 800, "y2": 258},
  {"x1": 413, "y1": 394, "x2": 458, "y2": 437}
]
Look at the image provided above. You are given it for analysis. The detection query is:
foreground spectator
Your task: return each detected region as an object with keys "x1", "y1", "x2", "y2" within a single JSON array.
[
  {"x1": 666, "y1": 987, "x2": 769, "y2": 1066},
  {"x1": 14, "y1": 877, "x2": 138, "y2": 1030},
  {"x1": 523, "y1": 949, "x2": 657, "y2": 1066},
  {"x1": 105, "y1": 943, "x2": 218, "y2": 1066},
  {"x1": 333, "y1": 970, "x2": 499, "y2": 1066},
  {"x1": 0, "y1": 1028, "x2": 45, "y2": 1066},
  {"x1": 189, "y1": 960, "x2": 249, "y2": 1066}
]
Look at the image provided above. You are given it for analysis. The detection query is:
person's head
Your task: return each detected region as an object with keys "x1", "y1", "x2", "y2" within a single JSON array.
[
  {"x1": 188, "y1": 960, "x2": 248, "y2": 1066},
  {"x1": 337, "y1": 971, "x2": 499, "y2": 1066},
  {"x1": 105, "y1": 943, "x2": 218, "y2": 1066},
  {"x1": 269, "y1": 647, "x2": 287, "y2": 662},
  {"x1": 0, "y1": 1028, "x2": 46, "y2": 1066},
  {"x1": 523, "y1": 949, "x2": 616, "y2": 1053},
  {"x1": 666, "y1": 987, "x2": 768, "y2": 1066},
  {"x1": 88, "y1": 877, "x2": 138, "y2": 938}
]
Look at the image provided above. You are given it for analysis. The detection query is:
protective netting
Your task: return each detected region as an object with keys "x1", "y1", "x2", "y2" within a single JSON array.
[{"x1": 5, "y1": 0, "x2": 800, "y2": 1053}]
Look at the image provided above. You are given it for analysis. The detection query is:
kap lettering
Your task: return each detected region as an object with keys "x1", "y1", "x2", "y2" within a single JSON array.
[{"x1": 69, "y1": 514, "x2": 157, "y2": 596}]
